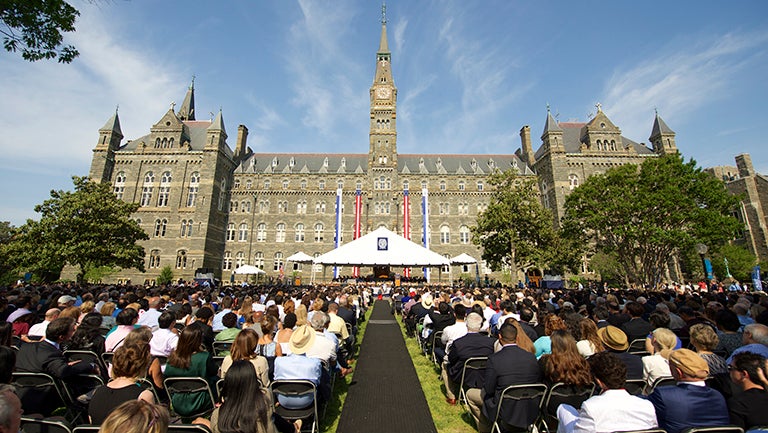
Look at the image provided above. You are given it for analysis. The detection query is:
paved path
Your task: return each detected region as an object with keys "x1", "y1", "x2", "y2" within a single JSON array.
[{"x1": 336, "y1": 300, "x2": 437, "y2": 433}]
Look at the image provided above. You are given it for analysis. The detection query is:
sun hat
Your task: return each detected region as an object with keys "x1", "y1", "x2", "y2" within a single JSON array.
[
  {"x1": 58, "y1": 295, "x2": 76, "y2": 305},
  {"x1": 669, "y1": 348, "x2": 709, "y2": 379},
  {"x1": 421, "y1": 294, "x2": 434, "y2": 309},
  {"x1": 598, "y1": 325, "x2": 629, "y2": 351},
  {"x1": 289, "y1": 325, "x2": 316, "y2": 355}
]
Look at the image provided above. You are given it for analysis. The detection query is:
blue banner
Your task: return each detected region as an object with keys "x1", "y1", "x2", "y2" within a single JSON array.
[
  {"x1": 704, "y1": 258, "x2": 713, "y2": 281},
  {"x1": 753, "y1": 265, "x2": 763, "y2": 291}
]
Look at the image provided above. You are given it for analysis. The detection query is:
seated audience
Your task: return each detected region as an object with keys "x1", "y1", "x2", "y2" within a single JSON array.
[
  {"x1": 164, "y1": 325, "x2": 219, "y2": 417},
  {"x1": 689, "y1": 323, "x2": 728, "y2": 375},
  {"x1": 273, "y1": 325, "x2": 323, "y2": 409},
  {"x1": 105, "y1": 308, "x2": 139, "y2": 352},
  {"x1": 642, "y1": 328, "x2": 676, "y2": 388},
  {"x1": 66, "y1": 311, "x2": 106, "y2": 355},
  {"x1": 646, "y1": 348, "x2": 730, "y2": 433},
  {"x1": 276, "y1": 313, "x2": 296, "y2": 356},
  {"x1": 98, "y1": 399, "x2": 169, "y2": 433},
  {"x1": 0, "y1": 384, "x2": 22, "y2": 433},
  {"x1": 534, "y1": 314, "x2": 567, "y2": 359},
  {"x1": 540, "y1": 330, "x2": 593, "y2": 387},
  {"x1": 442, "y1": 313, "x2": 494, "y2": 405},
  {"x1": 557, "y1": 351, "x2": 658, "y2": 433},
  {"x1": 598, "y1": 325, "x2": 643, "y2": 380},
  {"x1": 28, "y1": 308, "x2": 60, "y2": 339},
  {"x1": 220, "y1": 328, "x2": 270, "y2": 387},
  {"x1": 576, "y1": 317, "x2": 604, "y2": 358},
  {"x1": 149, "y1": 311, "x2": 179, "y2": 357},
  {"x1": 727, "y1": 323, "x2": 768, "y2": 363}
]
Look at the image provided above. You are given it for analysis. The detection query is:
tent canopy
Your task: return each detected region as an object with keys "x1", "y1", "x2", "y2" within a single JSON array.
[
  {"x1": 233, "y1": 264, "x2": 266, "y2": 275},
  {"x1": 313, "y1": 227, "x2": 450, "y2": 267},
  {"x1": 286, "y1": 251, "x2": 314, "y2": 263},
  {"x1": 451, "y1": 253, "x2": 477, "y2": 265}
]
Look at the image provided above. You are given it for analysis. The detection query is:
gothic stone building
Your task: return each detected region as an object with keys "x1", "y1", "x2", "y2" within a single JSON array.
[{"x1": 87, "y1": 17, "x2": 679, "y2": 285}]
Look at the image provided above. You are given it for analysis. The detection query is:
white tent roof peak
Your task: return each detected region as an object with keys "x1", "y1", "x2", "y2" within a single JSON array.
[
  {"x1": 234, "y1": 264, "x2": 266, "y2": 275},
  {"x1": 451, "y1": 253, "x2": 477, "y2": 264},
  {"x1": 313, "y1": 226, "x2": 450, "y2": 267},
  {"x1": 286, "y1": 251, "x2": 314, "y2": 263}
]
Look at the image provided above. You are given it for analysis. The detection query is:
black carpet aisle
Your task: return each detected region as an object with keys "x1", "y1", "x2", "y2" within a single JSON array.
[{"x1": 336, "y1": 300, "x2": 437, "y2": 433}]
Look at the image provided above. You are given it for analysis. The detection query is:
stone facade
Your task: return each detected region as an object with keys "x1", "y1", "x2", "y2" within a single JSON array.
[{"x1": 87, "y1": 15, "x2": 685, "y2": 285}]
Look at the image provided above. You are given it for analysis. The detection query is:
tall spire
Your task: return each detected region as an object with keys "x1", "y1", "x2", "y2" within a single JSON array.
[
  {"x1": 378, "y1": 2, "x2": 389, "y2": 54},
  {"x1": 100, "y1": 107, "x2": 122, "y2": 136},
  {"x1": 178, "y1": 76, "x2": 195, "y2": 121}
]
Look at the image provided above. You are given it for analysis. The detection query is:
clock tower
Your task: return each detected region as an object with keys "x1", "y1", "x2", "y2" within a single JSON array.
[{"x1": 369, "y1": 4, "x2": 397, "y2": 171}]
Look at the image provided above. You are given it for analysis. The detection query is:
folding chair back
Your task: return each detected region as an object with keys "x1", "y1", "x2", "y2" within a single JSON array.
[
  {"x1": 212, "y1": 341, "x2": 233, "y2": 356},
  {"x1": 542, "y1": 382, "x2": 595, "y2": 429},
  {"x1": 624, "y1": 378, "x2": 646, "y2": 396},
  {"x1": 19, "y1": 417, "x2": 73, "y2": 433},
  {"x1": 682, "y1": 427, "x2": 744, "y2": 433},
  {"x1": 270, "y1": 380, "x2": 319, "y2": 433},
  {"x1": 628, "y1": 338, "x2": 650, "y2": 356},
  {"x1": 492, "y1": 383, "x2": 548, "y2": 433},
  {"x1": 647, "y1": 376, "x2": 675, "y2": 394},
  {"x1": 164, "y1": 377, "x2": 217, "y2": 419},
  {"x1": 12, "y1": 372, "x2": 66, "y2": 417},
  {"x1": 458, "y1": 357, "x2": 488, "y2": 407},
  {"x1": 63, "y1": 350, "x2": 109, "y2": 380},
  {"x1": 72, "y1": 426, "x2": 100, "y2": 433}
]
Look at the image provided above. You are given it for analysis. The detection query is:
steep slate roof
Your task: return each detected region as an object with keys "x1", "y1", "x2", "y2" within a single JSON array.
[
  {"x1": 100, "y1": 112, "x2": 122, "y2": 135},
  {"x1": 117, "y1": 120, "x2": 234, "y2": 159},
  {"x1": 650, "y1": 113, "x2": 674, "y2": 138},
  {"x1": 534, "y1": 122, "x2": 655, "y2": 160},
  {"x1": 237, "y1": 152, "x2": 533, "y2": 176}
]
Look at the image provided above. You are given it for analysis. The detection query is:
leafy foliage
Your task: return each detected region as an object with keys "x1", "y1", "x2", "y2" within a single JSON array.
[
  {"x1": 157, "y1": 265, "x2": 174, "y2": 285},
  {"x1": 3, "y1": 176, "x2": 148, "y2": 282},
  {"x1": 560, "y1": 154, "x2": 743, "y2": 286},
  {"x1": 710, "y1": 244, "x2": 757, "y2": 282},
  {"x1": 471, "y1": 171, "x2": 562, "y2": 277},
  {"x1": 1, "y1": 0, "x2": 80, "y2": 63}
]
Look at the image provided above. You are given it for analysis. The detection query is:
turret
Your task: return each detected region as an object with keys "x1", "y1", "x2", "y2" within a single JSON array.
[
  {"x1": 649, "y1": 111, "x2": 677, "y2": 155},
  {"x1": 89, "y1": 109, "x2": 123, "y2": 183}
]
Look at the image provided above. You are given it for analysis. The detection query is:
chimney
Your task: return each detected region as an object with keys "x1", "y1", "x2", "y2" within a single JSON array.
[
  {"x1": 236, "y1": 125, "x2": 249, "y2": 159},
  {"x1": 520, "y1": 125, "x2": 534, "y2": 168}
]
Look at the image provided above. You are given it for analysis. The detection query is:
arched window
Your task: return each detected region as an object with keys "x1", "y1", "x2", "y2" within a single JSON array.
[
  {"x1": 313, "y1": 252, "x2": 322, "y2": 273},
  {"x1": 403, "y1": 180, "x2": 409, "y2": 191},
  {"x1": 300, "y1": 179, "x2": 307, "y2": 189},
  {"x1": 273, "y1": 252, "x2": 284, "y2": 272},
  {"x1": 296, "y1": 200, "x2": 307, "y2": 214},
  {"x1": 254, "y1": 252, "x2": 264, "y2": 269},
  {"x1": 259, "y1": 200, "x2": 269, "y2": 213},
  {"x1": 282, "y1": 179, "x2": 289, "y2": 189},
  {"x1": 223, "y1": 251, "x2": 232, "y2": 271},
  {"x1": 440, "y1": 226, "x2": 450, "y2": 244},
  {"x1": 235, "y1": 251, "x2": 245, "y2": 268},
  {"x1": 477, "y1": 181, "x2": 484, "y2": 191},
  {"x1": 314, "y1": 223, "x2": 324, "y2": 242},
  {"x1": 243, "y1": 200, "x2": 251, "y2": 213},
  {"x1": 541, "y1": 181, "x2": 550, "y2": 208},
  {"x1": 569, "y1": 174, "x2": 579, "y2": 190},
  {"x1": 276, "y1": 223, "x2": 286, "y2": 242},
  {"x1": 217, "y1": 178, "x2": 227, "y2": 211},
  {"x1": 114, "y1": 172, "x2": 126, "y2": 200},
  {"x1": 337, "y1": 179, "x2": 344, "y2": 189},
  {"x1": 421, "y1": 180, "x2": 428, "y2": 190},
  {"x1": 149, "y1": 249, "x2": 161, "y2": 269},
  {"x1": 226, "y1": 223, "x2": 236, "y2": 241},
  {"x1": 439, "y1": 180, "x2": 446, "y2": 191},
  {"x1": 176, "y1": 250, "x2": 187, "y2": 269},
  {"x1": 238, "y1": 223, "x2": 248, "y2": 242},
  {"x1": 460, "y1": 225, "x2": 470, "y2": 244},
  {"x1": 180, "y1": 219, "x2": 193, "y2": 238},
  {"x1": 257, "y1": 223, "x2": 267, "y2": 242},
  {"x1": 458, "y1": 181, "x2": 465, "y2": 191},
  {"x1": 140, "y1": 171, "x2": 154, "y2": 207},
  {"x1": 154, "y1": 219, "x2": 167, "y2": 237},
  {"x1": 295, "y1": 223, "x2": 305, "y2": 242},
  {"x1": 230, "y1": 201, "x2": 239, "y2": 213},
  {"x1": 187, "y1": 172, "x2": 200, "y2": 207}
]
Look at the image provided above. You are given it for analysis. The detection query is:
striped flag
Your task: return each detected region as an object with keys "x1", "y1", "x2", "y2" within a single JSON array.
[
  {"x1": 334, "y1": 188, "x2": 342, "y2": 279},
  {"x1": 422, "y1": 187, "x2": 430, "y2": 282},
  {"x1": 403, "y1": 189, "x2": 411, "y2": 278},
  {"x1": 353, "y1": 189, "x2": 362, "y2": 278}
]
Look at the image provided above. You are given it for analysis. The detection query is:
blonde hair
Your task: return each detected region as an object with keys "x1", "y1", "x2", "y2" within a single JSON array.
[
  {"x1": 651, "y1": 328, "x2": 677, "y2": 359},
  {"x1": 79, "y1": 301, "x2": 95, "y2": 314},
  {"x1": 98, "y1": 400, "x2": 168, "y2": 433},
  {"x1": 689, "y1": 324, "x2": 719, "y2": 352},
  {"x1": 100, "y1": 302, "x2": 116, "y2": 316},
  {"x1": 295, "y1": 304, "x2": 308, "y2": 326}
]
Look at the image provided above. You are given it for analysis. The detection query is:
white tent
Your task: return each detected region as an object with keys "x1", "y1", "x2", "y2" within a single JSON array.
[
  {"x1": 286, "y1": 252, "x2": 314, "y2": 263},
  {"x1": 313, "y1": 226, "x2": 450, "y2": 267},
  {"x1": 450, "y1": 253, "x2": 477, "y2": 265},
  {"x1": 233, "y1": 264, "x2": 266, "y2": 275}
]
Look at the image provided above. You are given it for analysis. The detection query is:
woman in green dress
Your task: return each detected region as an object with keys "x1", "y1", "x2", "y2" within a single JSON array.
[{"x1": 164, "y1": 325, "x2": 219, "y2": 418}]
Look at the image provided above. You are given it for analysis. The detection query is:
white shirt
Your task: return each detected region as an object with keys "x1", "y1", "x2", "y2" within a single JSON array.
[
  {"x1": 306, "y1": 331, "x2": 337, "y2": 365},
  {"x1": 642, "y1": 353, "x2": 671, "y2": 388},
  {"x1": 137, "y1": 308, "x2": 162, "y2": 330},
  {"x1": 440, "y1": 321, "x2": 468, "y2": 354},
  {"x1": 557, "y1": 389, "x2": 658, "y2": 433},
  {"x1": 211, "y1": 308, "x2": 232, "y2": 332},
  {"x1": 150, "y1": 328, "x2": 179, "y2": 357},
  {"x1": 28, "y1": 320, "x2": 51, "y2": 338}
]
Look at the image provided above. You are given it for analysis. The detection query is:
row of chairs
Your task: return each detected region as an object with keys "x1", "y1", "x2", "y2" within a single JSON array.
[{"x1": 19, "y1": 417, "x2": 211, "y2": 433}]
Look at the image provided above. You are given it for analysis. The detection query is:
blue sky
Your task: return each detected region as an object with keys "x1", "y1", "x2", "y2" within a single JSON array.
[{"x1": 1, "y1": 0, "x2": 767, "y2": 226}]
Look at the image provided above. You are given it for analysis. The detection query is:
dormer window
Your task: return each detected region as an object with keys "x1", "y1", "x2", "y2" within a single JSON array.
[
  {"x1": 340, "y1": 157, "x2": 346, "y2": 169},
  {"x1": 271, "y1": 157, "x2": 279, "y2": 167},
  {"x1": 289, "y1": 157, "x2": 295, "y2": 167},
  {"x1": 323, "y1": 157, "x2": 329, "y2": 168}
]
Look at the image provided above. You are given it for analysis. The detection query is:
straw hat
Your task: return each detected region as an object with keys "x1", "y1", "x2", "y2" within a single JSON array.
[
  {"x1": 669, "y1": 348, "x2": 709, "y2": 379},
  {"x1": 289, "y1": 325, "x2": 316, "y2": 355},
  {"x1": 598, "y1": 325, "x2": 629, "y2": 351},
  {"x1": 421, "y1": 294, "x2": 434, "y2": 309}
]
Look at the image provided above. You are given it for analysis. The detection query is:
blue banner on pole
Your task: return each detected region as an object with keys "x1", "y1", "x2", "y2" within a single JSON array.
[
  {"x1": 753, "y1": 265, "x2": 763, "y2": 291},
  {"x1": 704, "y1": 258, "x2": 713, "y2": 281}
]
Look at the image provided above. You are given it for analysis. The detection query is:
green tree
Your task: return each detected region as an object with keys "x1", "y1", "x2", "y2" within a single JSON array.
[
  {"x1": 561, "y1": 154, "x2": 743, "y2": 286},
  {"x1": 471, "y1": 172, "x2": 560, "y2": 279},
  {"x1": 3, "y1": 176, "x2": 148, "y2": 282},
  {"x1": 0, "y1": 221, "x2": 19, "y2": 284},
  {"x1": 1, "y1": 0, "x2": 80, "y2": 63},
  {"x1": 710, "y1": 244, "x2": 757, "y2": 282},
  {"x1": 157, "y1": 265, "x2": 174, "y2": 285}
]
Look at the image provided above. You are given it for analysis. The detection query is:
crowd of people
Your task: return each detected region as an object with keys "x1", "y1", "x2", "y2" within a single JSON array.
[
  {"x1": 399, "y1": 283, "x2": 768, "y2": 433},
  {"x1": 0, "y1": 282, "x2": 368, "y2": 433}
]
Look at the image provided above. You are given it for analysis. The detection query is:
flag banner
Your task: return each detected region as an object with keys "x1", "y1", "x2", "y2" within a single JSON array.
[
  {"x1": 353, "y1": 189, "x2": 362, "y2": 278},
  {"x1": 753, "y1": 265, "x2": 763, "y2": 291},
  {"x1": 704, "y1": 258, "x2": 713, "y2": 281},
  {"x1": 403, "y1": 189, "x2": 411, "y2": 278},
  {"x1": 334, "y1": 188, "x2": 342, "y2": 279},
  {"x1": 422, "y1": 188, "x2": 430, "y2": 282}
]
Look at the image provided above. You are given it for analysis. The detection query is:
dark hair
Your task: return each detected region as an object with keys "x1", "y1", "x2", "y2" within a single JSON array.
[
  {"x1": 453, "y1": 303, "x2": 467, "y2": 320},
  {"x1": 715, "y1": 309, "x2": 740, "y2": 332},
  {"x1": 438, "y1": 302, "x2": 450, "y2": 315},
  {"x1": 649, "y1": 312, "x2": 670, "y2": 329},
  {"x1": 217, "y1": 361, "x2": 270, "y2": 432},
  {"x1": 0, "y1": 322, "x2": 12, "y2": 347},
  {"x1": 0, "y1": 346, "x2": 16, "y2": 383},
  {"x1": 588, "y1": 351, "x2": 627, "y2": 389},
  {"x1": 593, "y1": 306, "x2": 610, "y2": 321},
  {"x1": 519, "y1": 307, "x2": 534, "y2": 323},
  {"x1": 112, "y1": 343, "x2": 151, "y2": 379},
  {"x1": 158, "y1": 311, "x2": 176, "y2": 329},
  {"x1": 195, "y1": 306, "x2": 214, "y2": 321},
  {"x1": 222, "y1": 312, "x2": 238, "y2": 329},
  {"x1": 220, "y1": 296, "x2": 233, "y2": 309},
  {"x1": 260, "y1": 314, "x2": 278, "y2": 335},
  {"x1": 46, "y1": 317, "x2": 75, "y2": 342},
  {"x1": 117, "y1": 308, "x2": 139, "y2": 326},
  {"x1": 69, "y1": 312, "x2": 103, "y2": 351},
  {"x1": 168, "y1": 325, "x2": 203, "y2": 370},
  {"x1": 283, "y1": 313, "x2": 297, "y2": 329},
  {"x1": 625, "y1": 302, "x2": 644, "y2": 318},
  {"x1": 732, "y1": 352, "x2": 767, "y2": 387},
  {"x1": 498, "y1": 323, "x2": 518, "y2": 342}
]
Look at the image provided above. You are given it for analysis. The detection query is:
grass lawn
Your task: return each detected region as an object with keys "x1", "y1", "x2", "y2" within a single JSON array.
[
  {"x1": 320, "y1": 306, "x2": 371, "y2": 432},
  {"x1": 396, "y1": 315, "x2": 479, "y2": 433}
]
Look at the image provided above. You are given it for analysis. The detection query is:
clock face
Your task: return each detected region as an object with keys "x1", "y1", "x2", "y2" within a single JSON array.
[{"x1": 376, "y1": 87, "x2": 391, "y2": 99}]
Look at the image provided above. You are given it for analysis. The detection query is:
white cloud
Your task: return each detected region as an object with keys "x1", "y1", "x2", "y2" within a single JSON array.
[
  {"x1": 600, "y1": 32, "x2": 768, "y2": 142},
  {"x1": 0, "y1": 6, "x2": 182, "y2": 176}
]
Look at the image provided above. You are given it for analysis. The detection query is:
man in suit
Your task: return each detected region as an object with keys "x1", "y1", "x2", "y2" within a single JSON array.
[
  {"x1": 15, "y1": 317, "x2": 99, "y2": 415},
  {"x1": 442, "y1": 313, "x2": 494, "y2": 405},
  {"x1": 598, "y1": 325, "x2": 643, "y2": 380},
  {"x1": 472, "y1": 323, "x2": 541, "y2": 433},
  {"x1": 621, "y1": 301, "x2": 653, "y2": 343},
  {"x1": 647, "y1": 348, "x2": 729, "y2": 433}
]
